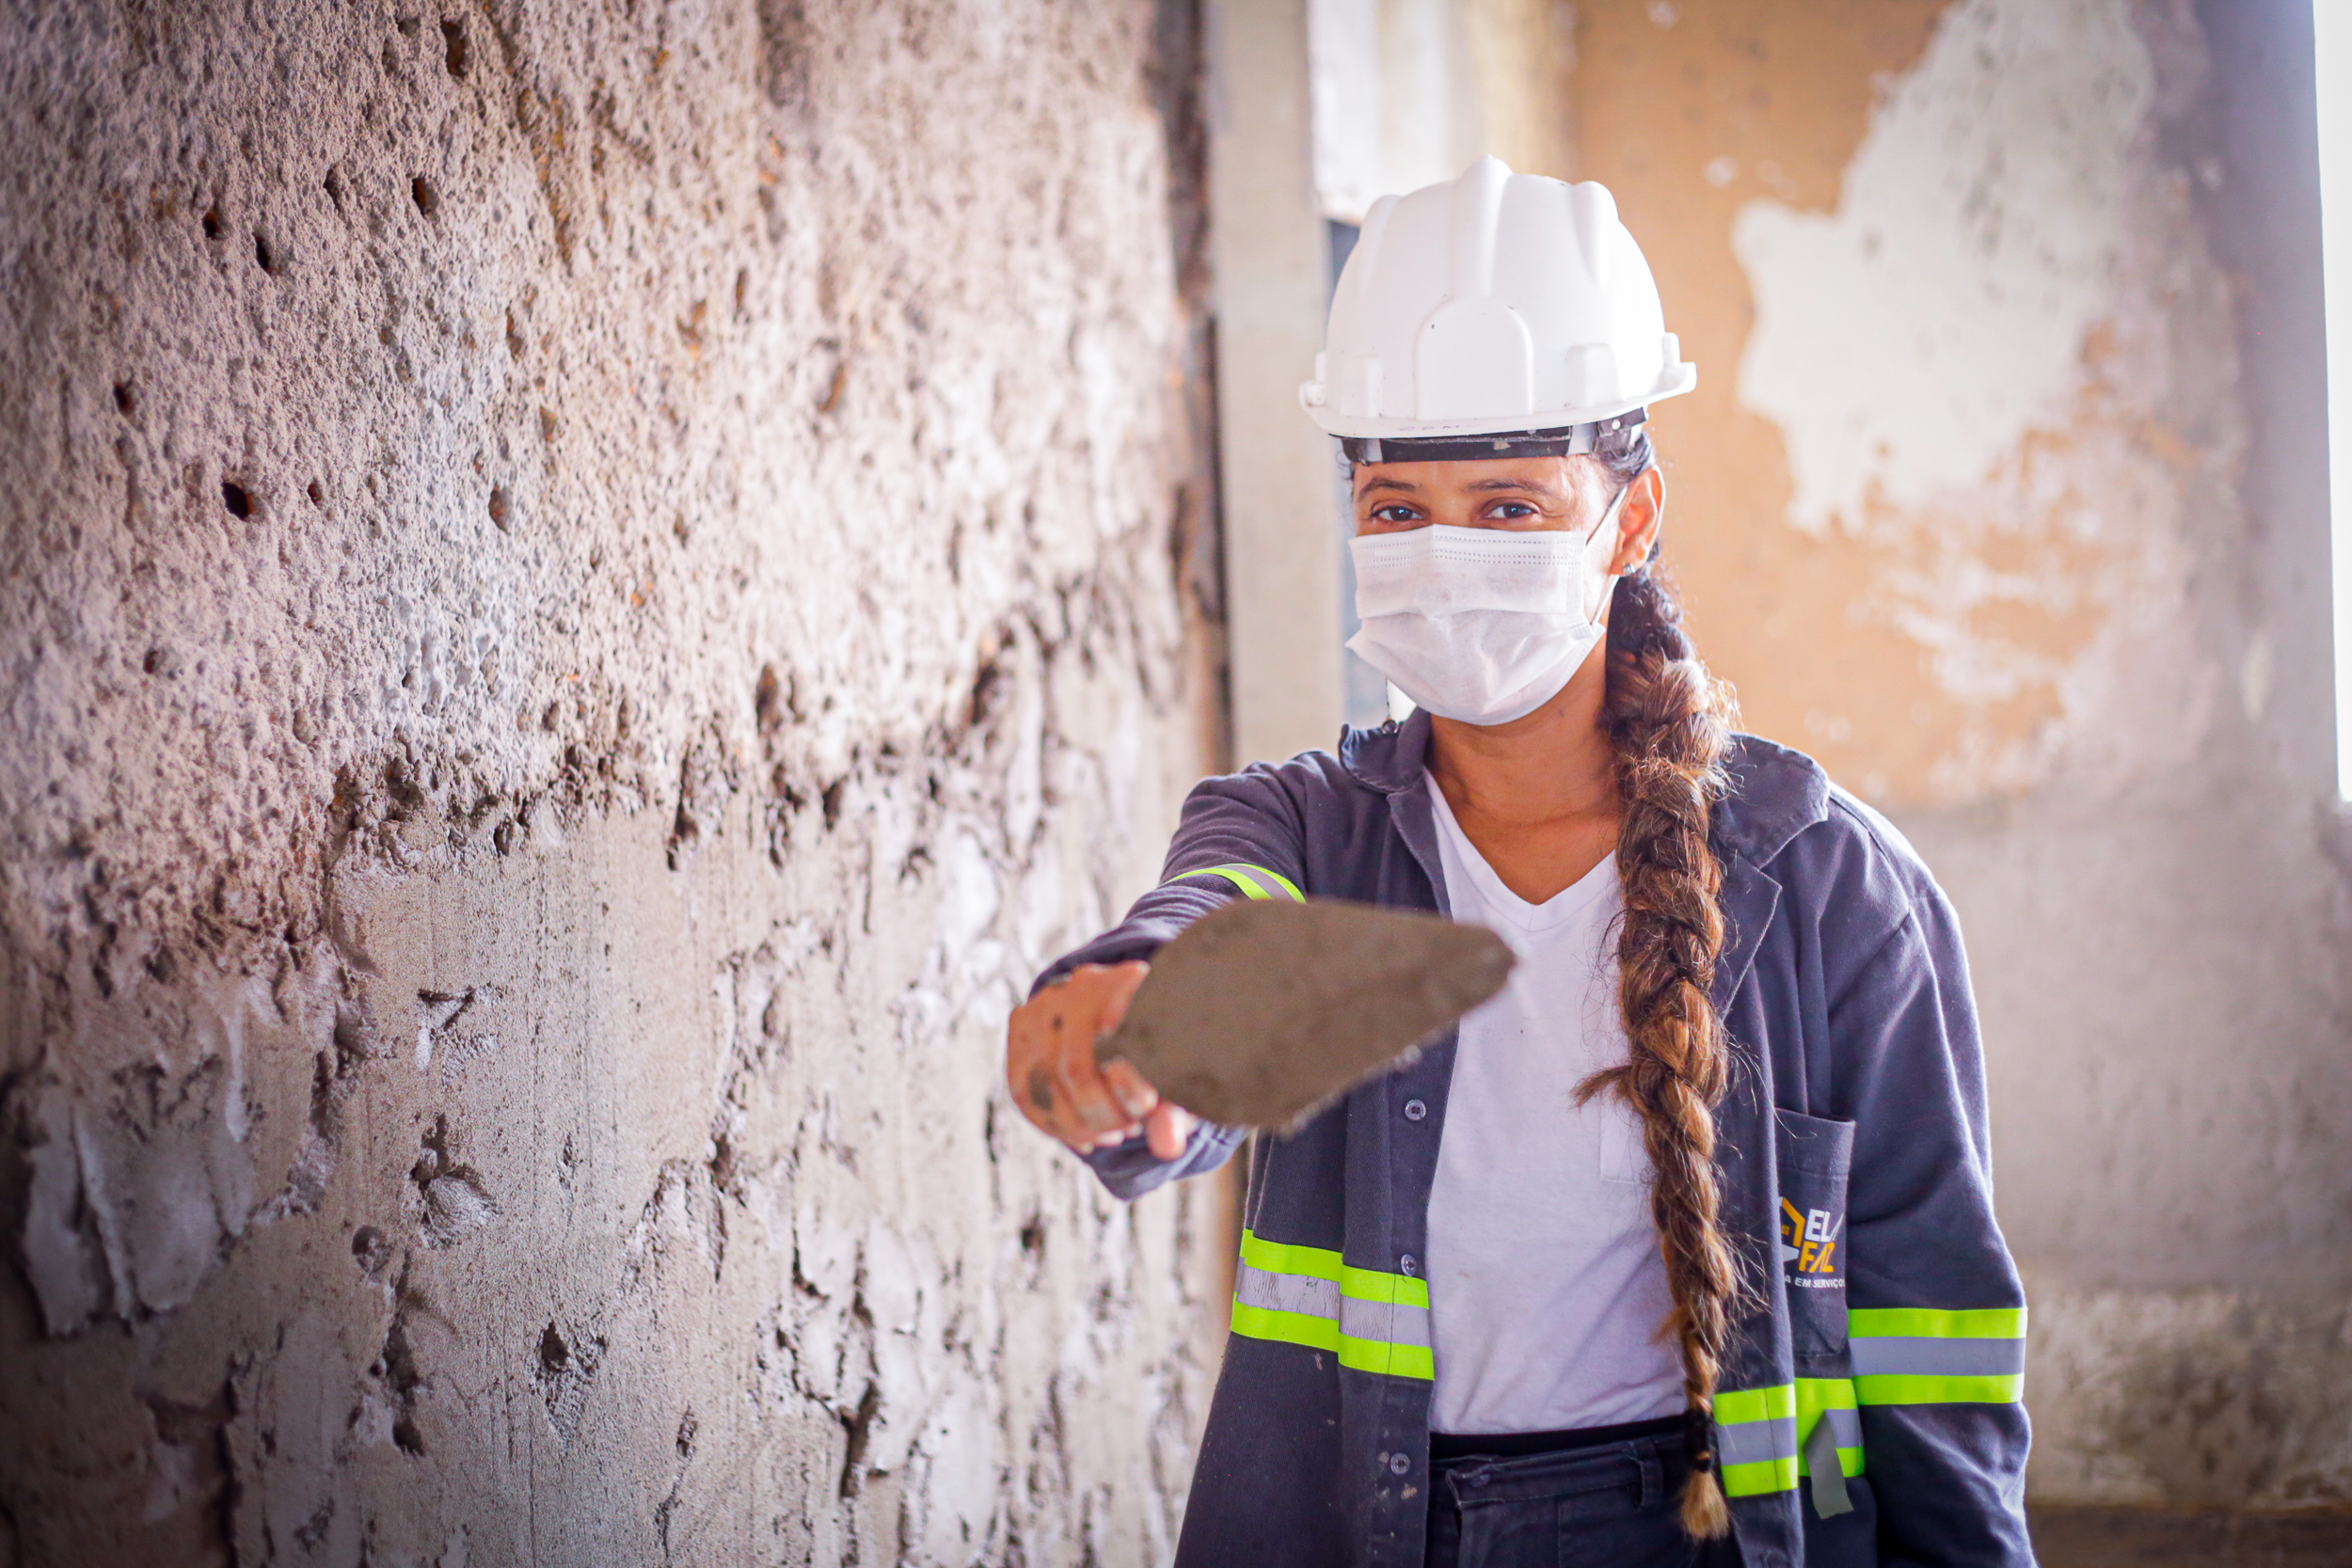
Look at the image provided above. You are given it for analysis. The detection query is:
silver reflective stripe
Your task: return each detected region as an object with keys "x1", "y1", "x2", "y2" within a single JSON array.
[
  {"x1": 1340, "y1": 1293, "x2": 1432, "y2": 1350},
  {"x1": 1851, "y1": 1335, "x2": 2026, "y2": 1378},
  {"x1": 1234, "y1": 1262, "x2": 1338, "y2": 1320},
  {"x1": 1715, "y1": 1413, "x2": 1798, "y2": 1468}
]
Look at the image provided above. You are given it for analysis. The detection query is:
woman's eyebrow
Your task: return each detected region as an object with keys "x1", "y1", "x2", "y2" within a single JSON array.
[
  {"x1": 1356, "y1": 476, "x2": 1421, "y2": 495},
  {"x1": 1465, "y1": 477, "x2": 1560, "y2": 495}
]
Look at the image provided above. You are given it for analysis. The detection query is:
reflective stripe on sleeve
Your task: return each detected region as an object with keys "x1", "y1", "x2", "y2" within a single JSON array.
[
  {"x1": 1227, "y1": 1228, "x2": 1433, "y2": 1381},
  {"x1": 1169, "y1": 863, "x2": 1306, "y2": 903},
  {"x1": 1850, "y1": 1306, "x2": 2027, "y2": 1406}
]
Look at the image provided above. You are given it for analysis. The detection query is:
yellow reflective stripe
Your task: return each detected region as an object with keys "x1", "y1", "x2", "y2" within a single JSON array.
[
  {"x1": 1849, "y1": 1306, "x2": 2026, "y2": 1339},
  {"x1": 1169, "y1": 863, "x2": 1306, "y2": 903},
  {"x1": 1339, "y1": 1338, "x2": 1436, "y2": 1380},
  {"x1": 1230, "y1": 1298, "x2": 1339, "y2": 1354},
  {"x1": 1797, "y1": 1375, "x2": 1858, "y2": 1416},
  {"x1": 1721, "y1": 1456, "x2": 1797, "y2": 1498},
  {"x1": 1238, "y1": 1228, "x2": 1341, "y2": 1280},
  {"x1": 1854, "y1": 1373, "x2": 2024, "y2": 1405}
]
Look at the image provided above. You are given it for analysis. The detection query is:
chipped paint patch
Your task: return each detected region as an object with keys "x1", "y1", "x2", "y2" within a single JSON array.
[
  {"x1": 1720, "y1": 0, "x2": 2231, "y2": 798},
  {"x1": 1734, "y1": 0, "x2": 2153, "y2": 537}
]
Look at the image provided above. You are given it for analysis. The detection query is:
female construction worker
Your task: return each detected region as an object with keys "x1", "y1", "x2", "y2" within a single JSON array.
[{"x1": 1005, "y1": 158, "x2": 2032, "y2": 1567}]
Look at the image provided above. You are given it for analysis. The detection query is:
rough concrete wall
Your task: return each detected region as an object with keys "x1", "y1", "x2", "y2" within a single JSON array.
[
  {"x1": 0, "y1": 2, "x2": 1228, "y2": 1562},
  {"x1": 1569, "y1": 0, "x2": 2352, "y2": 1513}
]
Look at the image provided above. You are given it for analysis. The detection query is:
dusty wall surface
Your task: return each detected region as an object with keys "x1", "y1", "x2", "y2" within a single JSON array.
[
  {"x1": 1570, "y1": 0, "x2": 2352, "y2": 1513},
  {"x1": 0, "y1": 1, "x2": 1230, "y2": 1562}
]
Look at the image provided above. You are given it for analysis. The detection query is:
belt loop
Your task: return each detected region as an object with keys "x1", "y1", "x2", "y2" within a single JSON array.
[{"x1": 1633, "y1": 1443, "x2": 1663, "y2": 1512}]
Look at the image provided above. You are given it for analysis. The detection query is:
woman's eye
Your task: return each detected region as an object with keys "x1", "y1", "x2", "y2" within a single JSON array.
[
  {"x1": 1371, "y1": 505, "x2": 1420, "y2": 523},
  {"x1": 1489, "y1": 501, "x2": 1534, "y2": 519}
]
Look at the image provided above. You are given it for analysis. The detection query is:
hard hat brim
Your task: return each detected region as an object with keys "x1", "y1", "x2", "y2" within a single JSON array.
[{"x1": 1298, "y1": 363, "x2": 1696, "y2": 441}]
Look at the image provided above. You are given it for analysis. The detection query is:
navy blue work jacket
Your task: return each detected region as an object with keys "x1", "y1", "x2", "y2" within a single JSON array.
[{"x1": 1039, "y1": 712, "x2": 2033, "y2": 1568}]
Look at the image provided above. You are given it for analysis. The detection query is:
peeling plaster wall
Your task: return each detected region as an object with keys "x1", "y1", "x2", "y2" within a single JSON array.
[
  {"x1": 1571, "y1": 0, "x2": 2352, "y2": 1514},
  {"x1": 0, "y1": 2, "x2": 1228, "y2": 1562}
]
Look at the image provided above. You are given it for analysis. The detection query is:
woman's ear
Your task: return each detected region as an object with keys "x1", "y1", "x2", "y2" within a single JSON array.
[{"x1": 1613, "y1": 466, "x2": 1665, "y2": 574}]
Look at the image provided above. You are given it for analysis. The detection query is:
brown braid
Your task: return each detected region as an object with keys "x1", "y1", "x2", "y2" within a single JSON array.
[{"x1": 1580, "y1": 435, "x2": 1744, "y2": 1538}]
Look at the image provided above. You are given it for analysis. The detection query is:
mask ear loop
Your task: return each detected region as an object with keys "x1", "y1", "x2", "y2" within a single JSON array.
[
  {"x1": 1589, "y1": 482, "x2": 1635, "y2": 577},
  {"x1": 1584, "y1": 483, "x2": 1636, "y2": 626}
]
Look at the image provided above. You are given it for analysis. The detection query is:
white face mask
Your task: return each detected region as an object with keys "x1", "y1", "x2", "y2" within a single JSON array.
[{"x1": 1345, "y1": 486, "x2": 1627, "y2": 727}]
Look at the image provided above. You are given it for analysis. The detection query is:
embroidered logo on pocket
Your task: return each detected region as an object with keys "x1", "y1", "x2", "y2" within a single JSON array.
[{"x1": 1780, "y1": 1197, "x2": 1844, "y2": 1290}]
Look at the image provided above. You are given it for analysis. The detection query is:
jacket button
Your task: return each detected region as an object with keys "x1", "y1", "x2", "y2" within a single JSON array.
[
  {"x1": 1403, "y1": 1098, "x2": 1427, "y2": 1122},
  {"x1": 1399, "y1": 1254, "x2": 1417, "y2": 1277},
  {"x1": 1390, "y1": 1452, "x2": 1411, "y2": 1476}
]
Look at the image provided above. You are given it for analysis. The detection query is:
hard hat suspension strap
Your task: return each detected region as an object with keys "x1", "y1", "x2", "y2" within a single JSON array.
[{"x1": 1339, "y1": 408, "x2": 1647, "y2": 466}]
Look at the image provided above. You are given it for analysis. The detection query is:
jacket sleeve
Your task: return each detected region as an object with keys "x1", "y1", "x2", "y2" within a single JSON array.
[
  {"x1": 1032, "y1": 762, "x2": 1314, "y2": 1201},
  {"x1": 1827, "y1": 862, "x2": 2033, "y2": 1567}
]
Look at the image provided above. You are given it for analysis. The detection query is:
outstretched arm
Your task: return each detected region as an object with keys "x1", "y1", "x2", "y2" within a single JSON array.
[{"x1": 1008, "y1": 761, "x2": 1312, "y2": 1198}]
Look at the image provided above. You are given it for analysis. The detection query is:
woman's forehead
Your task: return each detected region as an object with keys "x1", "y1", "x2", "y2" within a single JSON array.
[{"x1": 1349, "y1": 453, "x2": 1592, "y2": 496}]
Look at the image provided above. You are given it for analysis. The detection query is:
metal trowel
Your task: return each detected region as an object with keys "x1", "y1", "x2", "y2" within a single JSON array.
[{"x1": 1092, "y1": 898, "x2": 1516, "y2": 1131}]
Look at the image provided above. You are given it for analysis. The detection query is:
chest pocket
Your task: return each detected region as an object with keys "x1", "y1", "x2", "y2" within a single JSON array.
[
  {"x1": 1597, "y1": 1094, "x2": 1650, "y2": 1187},
  {"x1": 1773, "y1": 1107, "x2": 1854, "y2": 1360}
]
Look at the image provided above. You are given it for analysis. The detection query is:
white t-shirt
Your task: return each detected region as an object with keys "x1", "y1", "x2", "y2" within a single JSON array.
[{"x1": 1423, "y1": 773, "x2": 1686, "y2": 1434}]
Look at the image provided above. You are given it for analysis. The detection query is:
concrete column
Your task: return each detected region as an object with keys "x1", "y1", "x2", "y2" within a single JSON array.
[{"x1": 1206, "y1": 0, "x2": 1343, "y2": 766}]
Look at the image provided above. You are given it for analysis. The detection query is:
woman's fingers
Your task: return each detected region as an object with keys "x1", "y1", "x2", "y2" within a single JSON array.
[
  {"x1": 1145, "y1": 1101, "x2": 1194, "y2": 1162},
  {"x1": 1098, "y1": 1057, "x2": 1159, "y2": 1123},
  {"x1": 1005, "y1": 962, "x2": 1162, "y2": 1150}
]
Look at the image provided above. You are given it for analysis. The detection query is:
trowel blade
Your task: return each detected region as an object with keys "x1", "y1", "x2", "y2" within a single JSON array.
[{"x1": 1096, "y1": 897, "x2": 1515, "y2": 1131}]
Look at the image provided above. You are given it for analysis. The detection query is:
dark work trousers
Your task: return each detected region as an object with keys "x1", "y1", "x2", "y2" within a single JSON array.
[{"x1": 1424, "y1": 1427, "x2": 1748, "y2": 1568}]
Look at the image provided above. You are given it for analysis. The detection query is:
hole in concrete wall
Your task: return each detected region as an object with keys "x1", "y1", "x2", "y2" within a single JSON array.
[
  {"x1": 837, "y1": 1384, "x2": 881, "y2": 1498},
  {"x1": 539, "y1": 1322, "x2": 570, "y2": 1373},
  {"x1": 254, "y1": 232, "x2": 277, "y2": 274},
  {"x1": 412, "y1": 176, "x2": 438, "y2": 217},
  {"x1": 307, "y1": 480, "x2": 324, "y2": 506},
  {"x1": 440, "y1": 18, "x2": 469, "y2": 76},
  {"x1": 200, "y1": 206, "x2": 222, "y2": 240},
  {"x1": 351, "y1": 1226, "x2": 390, "y2": 1275},
  {"x1": 220, "y1": 481, "x2": 252, "y2": 518},
  {"x1": 755, "y1": 665, "x2": 785, "y2": 732},
  {"x1": 820, "y1": 779, "x2": 846, "y2": 829},
  {"x1": 325, "y1": 166, "x2": 346, "y2": 211},
  {"x1": 488, "y1": 486, "x2": 510, "y2": 531},
  {"x1": 112, "y1": 382, "x2": 133, "y2": 416}
]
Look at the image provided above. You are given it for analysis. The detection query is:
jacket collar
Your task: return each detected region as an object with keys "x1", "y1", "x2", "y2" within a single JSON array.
[
  {"x1": 1340, "y1": 712, "x2": 1831, "y2": 870},
  {"x1": 1337, "y1": 708, "x2": 1433, "y2": 796}
]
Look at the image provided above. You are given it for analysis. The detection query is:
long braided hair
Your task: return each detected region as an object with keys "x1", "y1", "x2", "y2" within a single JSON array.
[{"x1": 1580, "y1": 430, "x2": 1744, "y2": 1537}]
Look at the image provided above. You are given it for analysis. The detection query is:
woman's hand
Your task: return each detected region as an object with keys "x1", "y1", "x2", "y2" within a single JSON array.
[{"x1": 1007, "y1": 961, "x2": 1194, "y2": 1160}]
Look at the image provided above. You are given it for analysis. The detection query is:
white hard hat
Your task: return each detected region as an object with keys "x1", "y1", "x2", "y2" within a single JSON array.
[{"x1": 1300, "y1": 156, "x2": 1696, "y2": 461}]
